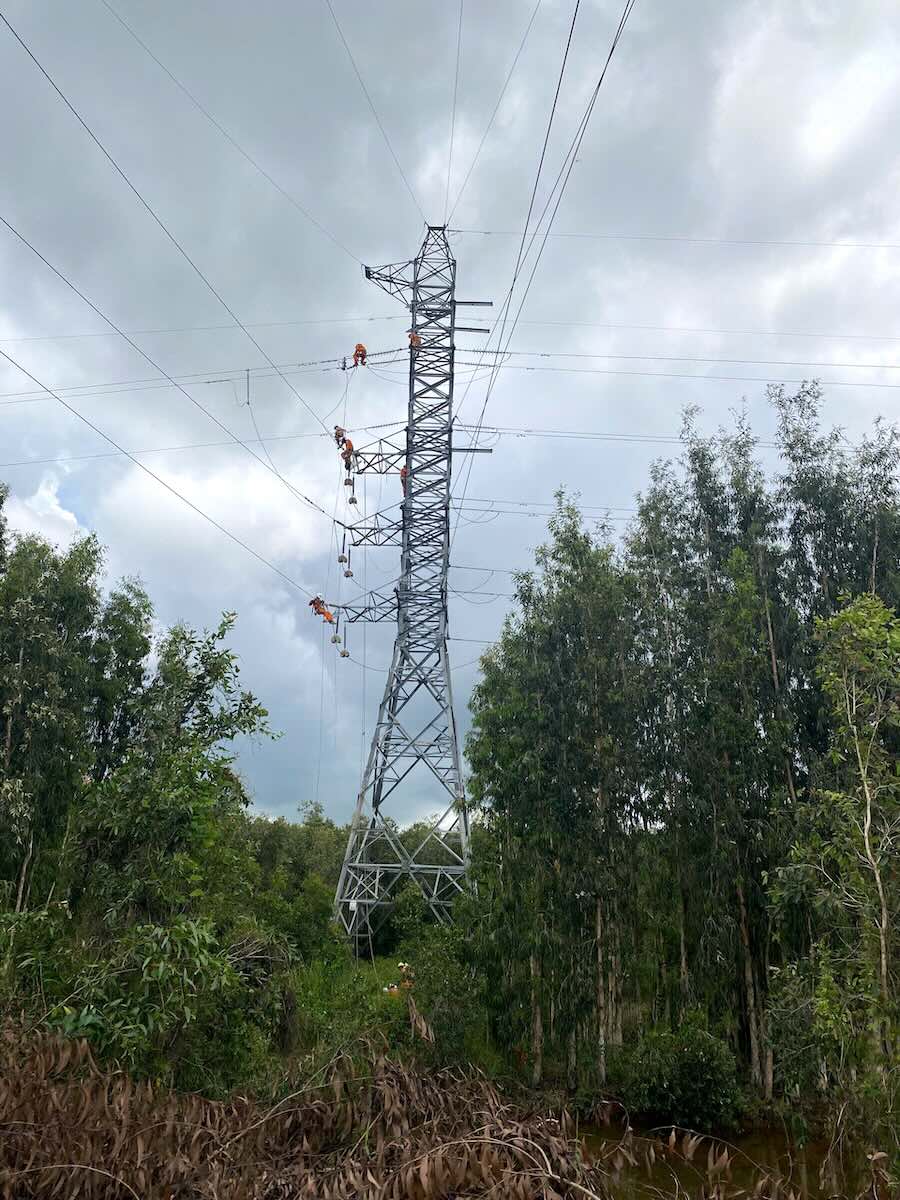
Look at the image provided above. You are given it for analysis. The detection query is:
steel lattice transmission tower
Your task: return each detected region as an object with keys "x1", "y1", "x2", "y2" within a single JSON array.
[{"x1": 334, "y1": 226, "x2": 491, "y2": 949}]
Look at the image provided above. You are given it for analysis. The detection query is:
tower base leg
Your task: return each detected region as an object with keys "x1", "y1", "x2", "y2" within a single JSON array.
[{"x1": 335, "y1": 814, "x2": 467, "y2": 953}]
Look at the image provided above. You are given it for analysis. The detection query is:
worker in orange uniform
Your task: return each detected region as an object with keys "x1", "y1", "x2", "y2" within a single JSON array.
[
  {"x1": 408, "y1": 330, "x2": 422, "y2": 350},
  {"x1": 309, "y1": 596, "x2": 334, "y2": 624},
  {"x1": 352, "y1": 343, "x2": 367, "y2": 367},
  {"x1": 400, "y1": 464, "x2": 408, "y2": 496},
  {"x1": 341, "y1": 436, "x2": 354, "y2": 474}
]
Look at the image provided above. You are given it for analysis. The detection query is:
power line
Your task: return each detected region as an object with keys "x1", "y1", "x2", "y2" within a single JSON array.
[
  {"x1": 489, "y1": 0, "x2": 639, "y2": 367},
  {"x1": 452, "y1": 228, "x2": 900, "y2": 252},
  {"x1": 453, "y1": 563, "x2": 527, "y2": 575},
  {"x1": 452, "y1": 358, "x2": 900, "y2": 390},
  {"x1": 0, "y1": 213, "x2": 341, "y2": 525},
  {"x1": 0, "y1": 343, "x2": 316, "y2": 597},
  {"x1": 0, "y1": 437, "x2": 318, "y2": 471},
  {"x1": 15, "y1": 415, "x2": 855, "y2": 477},
  {"x1": 447, "y1": 0, "x2": 542, "y2": 222},
  {"x1": 0, "y1": 420, "x2": 741, "y2": 474},
  {"x1": 464, "y1": 495, "x2": 636, "y2": 511},
  {"x1": 336, "y1": 465, "x2": 647, "y2": 533},
  {"x1": 489, "y1": 0, "x2": 581, "y2": 375},
  {"x1": 0, "y1": 9, "x2": 329, "y2": 432},
  {"x1": 245, "y1": 368, "x2": 309, "y2": 514},
  {"x1": 99, "y1": 0, "x2": 361, "y2": 264},
  {"x1": 350, "y1": 403, "x2": 821, "y2": 535},
  {"x1": 347, "y1": 650, "x2": 485, "y2": 675},
  {"x1": 455, "y1": 505, "x2": 632, "y2": 520},
  {"x1": 0, "y1": 314, "x2": 405, "y2": 345},
  {"x1": 444, "y1": 0, "x2": 464, "y2": 222},
  {"x1": 5, "y1": 419, "x2": 397, "y2": 470},
  {"x1": 465, "y1": 347, "x2": 900, "y2": 370},
  {"x1": 17, "y1": 338, "x2": 872, "y2": 408},
  {"x1": 23, "y1": 338, "x2": 896, "y2": 406},
  {"x1": 0, "y1": 348, "x2": 404, "y2": 405},
  {"x1": 460, "y1": 0, "x2": 636, "y2": 440},
  {"x1": 10, "y1": 312, "x2": 900, "y2": 349},
  {"x1": 516, "y1": 318, "x2": 900, "y2": 343},
  {"x1": 322, "y1": 0, "x2": 426, "y2": 223},
  {"x1": 10, "y1": 329, "x2": 900, "y2": 415},
  {"x1": 452, "y1": 0, "x2": 637, "y2": 540},
  {"x1": 450, "y1": 0, "x2": 584, "y2": 544},
  {"x1": 457, "y1": 422, "x2": 780, "y2": 448},
  {"x1": 517, "y1": 0, "x2": 580, "y2": 277},
  {"x1": 449, "y1": 587, "x2": 515, "y2": 600}
]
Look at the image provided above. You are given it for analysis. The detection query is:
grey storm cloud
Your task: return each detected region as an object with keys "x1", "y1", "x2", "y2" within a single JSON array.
[{"x1": 2, "y1": 0, "x2": 900, "y2": 821}]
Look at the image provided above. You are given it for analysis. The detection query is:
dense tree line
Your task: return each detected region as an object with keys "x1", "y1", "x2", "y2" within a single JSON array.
[
  {"x1": 0, "y1": 385, "x2": 896, "y2": 1150},
  {"x1": 0, "y1": 484, "x2": 487, "y2": 1097},
  {"x1": 466, "y1": 385, "x2": 898, "y2": 1140},
  {"x1": 0, "y1": 494, "x2": 360, "y2": 1091}
]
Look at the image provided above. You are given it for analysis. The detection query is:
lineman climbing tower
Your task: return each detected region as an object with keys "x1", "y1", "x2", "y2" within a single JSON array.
[{"x1": 334, "y1": 226, "x2": 490, "y2": 949}]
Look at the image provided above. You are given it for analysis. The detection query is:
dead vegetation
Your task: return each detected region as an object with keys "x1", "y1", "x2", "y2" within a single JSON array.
[
  {"x1": 0, "y1": 1027, "x2": 894, "y2": 1198},
  {"x1": 0, "y1": 1026, "x2": 607, "y2": 1199}
]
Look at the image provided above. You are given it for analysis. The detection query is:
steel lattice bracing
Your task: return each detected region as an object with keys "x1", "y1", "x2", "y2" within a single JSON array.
[{"x1": 335, "y1": 226, "x2": 484, "y2": 950}]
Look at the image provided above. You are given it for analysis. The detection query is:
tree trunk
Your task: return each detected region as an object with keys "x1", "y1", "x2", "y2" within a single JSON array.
[
  {"x1": 606, "y1": 900, "x2": 619, "y2": 1045},
  {"x1": 757, "y1": 551, "x2": 799, "y2": 806},
  {"x1": 761, "y1": 930, "x2": 774, "y2": 1102},
  {"x1": 8, "y1": 644, "x2": 30, "y2": 913},
  {"x1": 870, "y1": 521, "x2": 879, "y2": 595},
  {"x1": 612, "y1": 931, "x2": 623, "y2": 1046},
  {"x1": 852, "y1": 723, "x2": 891, "y2": 1060},
  {"x1": 4, "y1": 644, "x2": 24, "y2": 771},
  {"x1": 14, "y1": 827, "x2": 33, "y2": 915},
  {"x1": 662, "y1": 961, "x2": 671, "y2": 1029},
  {"x1": 530, "y1": 951, "x2": 543, "y2": 1087},
  {"x1": 764, "y1": 1038, "x2": 774, "y2": 1102},
  {"x1": 736, "y1": 877, "x2": 762, "y2": 1087},
  {"x1": 567, "y1": 1027, "x2": 577, "y2": 1093},
  {"x1": 595, "y1": 897, "x2": 607, "y2": 1084}
]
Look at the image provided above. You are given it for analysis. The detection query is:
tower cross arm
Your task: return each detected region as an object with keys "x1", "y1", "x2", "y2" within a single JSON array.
[
  {"x1": 364, "y1": 260, "x2": 415, "y2": 304},
  {"x1": 348, "y1": 512, "x2": 403, "y2": 547},
  {"x1": 338, "y1": 587, "x2": 397, "y2": 624},
  {"x1": 354, "y1": 437, "x2": 406, "y2": 474}
]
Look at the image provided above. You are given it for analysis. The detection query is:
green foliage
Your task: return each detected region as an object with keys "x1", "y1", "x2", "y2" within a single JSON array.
[
  {"x1": 247, "y1": 805, "x2": 348, "y2": 957},
  {"x1": 610, "y1": 1019, "x2": 742, "y2": 1131},
  {"x1": 465, "y1": 389, "x2": 900, "y2": 1144},
  {"x1": 392, "y1": 886, "x2": 493, "y2": 1067},
  {"x1": 283, "y1": 952, "x2": 408, "y2": 1060},
  {"x1": 2, "y1": 389, "x2": 900, "y2": 1139},
  {"x1": 47, "y1": 919, "x2": 235, "y2": 1068},
  {"x1": 0, "y1": 491, "x2": 353, "y2": 1095},
  {"x1": 467, "y1": 494, "x2": 633, "y2": 1084},
  {"x1": 769, "y1": 594, "x2": 899, "y2": 1140}
]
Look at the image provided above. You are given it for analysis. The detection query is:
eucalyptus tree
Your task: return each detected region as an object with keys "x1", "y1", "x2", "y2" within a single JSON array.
[
  {"x1": 774, "y1": 597, "x2": 898, "y2": 1072},
  {"x1": 467, "y1": 495, "x2": 636, "y2": 1085}
]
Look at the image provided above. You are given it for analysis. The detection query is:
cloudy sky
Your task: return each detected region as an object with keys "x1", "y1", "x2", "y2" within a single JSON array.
[{"x1": 2, "y1": 0, "x2": 899, "y2": 825}]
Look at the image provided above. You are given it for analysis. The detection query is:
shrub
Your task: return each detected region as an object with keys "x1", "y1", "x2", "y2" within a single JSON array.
[
  {"x1": 610, "y1": 1018, "x2": 742, "y2": 1131},
  {"x1": 285, "y1": 952, "x2": 408, "y2": 1058},
  {"x1": 46, "y1": 919, "x2": 237, "y2": 1074},
  {"x1": 392, "y1": 886, "x2": 491, "y2": 1066}
]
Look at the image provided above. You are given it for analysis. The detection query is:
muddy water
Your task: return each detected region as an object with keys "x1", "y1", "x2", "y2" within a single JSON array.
[{"x1": 582, "y1": 1124, "x2": 875, "y2": 1198}]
